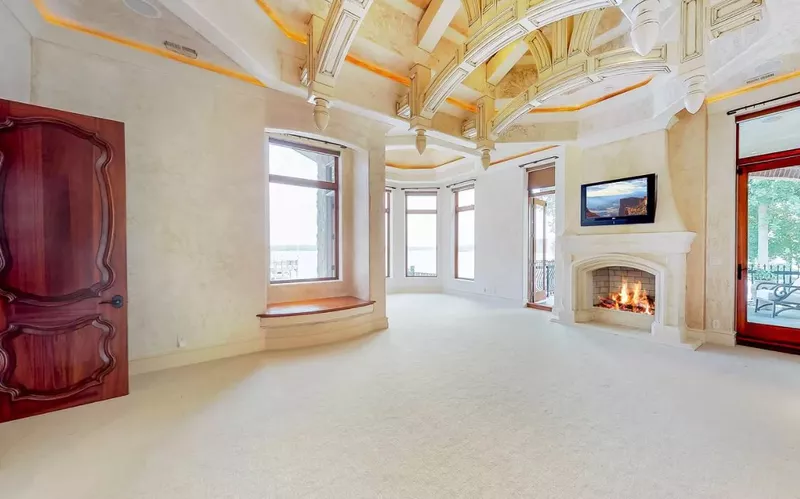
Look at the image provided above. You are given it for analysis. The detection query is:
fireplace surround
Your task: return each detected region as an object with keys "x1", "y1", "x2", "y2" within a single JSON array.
[{"x1": 554, "y1": 232, "x2": 701, "y2": 349}]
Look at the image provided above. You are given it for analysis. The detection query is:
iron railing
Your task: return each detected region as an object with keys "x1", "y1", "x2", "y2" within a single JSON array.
[
  {"x1": 533, "y1": 260, "x2": 556, "y2": 298},
  {"x1": 748, "y1": 263, "x2": 800, "y2": 285}
]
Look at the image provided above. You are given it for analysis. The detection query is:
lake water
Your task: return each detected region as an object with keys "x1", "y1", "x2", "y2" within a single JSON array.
[{"x1": 272, "y1": 248, "x2": 456, "y2": 279}]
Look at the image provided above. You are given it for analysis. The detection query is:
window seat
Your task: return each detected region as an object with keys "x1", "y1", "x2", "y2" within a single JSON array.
[
  {"x1": 258, "y1": 296, "x2": 375, "y2": 327},
  {"x1": 257, "y1": 296, "x2": 383, "y2": 350}
]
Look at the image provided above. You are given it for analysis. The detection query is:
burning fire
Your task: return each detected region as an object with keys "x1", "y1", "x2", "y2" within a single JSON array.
[{"x1": 596, "y1": 279, "x2": 654, "y2": 315}]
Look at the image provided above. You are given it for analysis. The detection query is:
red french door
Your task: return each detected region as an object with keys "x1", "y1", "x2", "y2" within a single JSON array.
[
  {"x1": 735, "y1": 101, "x2": 800, "y2": 353},
  {"x1": 0, "y1": 99, "x2": 128, "y2": 422}
]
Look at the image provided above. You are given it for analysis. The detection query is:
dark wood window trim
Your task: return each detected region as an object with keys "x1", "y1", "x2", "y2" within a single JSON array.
[
  {"x1": 454, "y1": 186, "x2": 475, "y2": 281},
  {"x1": 268, "y1": 139, "x2": 340, "y2": 285},
  {"x1": 405, "y1": 191, "x2": 438, "y2": 278}
]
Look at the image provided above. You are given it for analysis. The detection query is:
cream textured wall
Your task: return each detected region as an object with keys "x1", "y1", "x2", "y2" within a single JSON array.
[
  {"x1": 30, "y1": 39, "x2": 388, "y2": 363},
  {"x1": 567, "y1": 130, "x2": 686, "y2": 235},
  {"x1": 31, "y1": 40, "x2": 268, "y2": 361},
  {"x1": 704, "y1": 110, "x2": 737, "y2": 339},
  {"x1": 668, "y1": 108, "x2": 708, "y2": 331},
  {"x1": 0, "y1": 2, "x2": 31, "y2": 103}
]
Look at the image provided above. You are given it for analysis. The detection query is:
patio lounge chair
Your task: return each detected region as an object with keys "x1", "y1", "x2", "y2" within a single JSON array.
[{"x1": 755, "y1": 279, "x2": 800, "y2": 318}]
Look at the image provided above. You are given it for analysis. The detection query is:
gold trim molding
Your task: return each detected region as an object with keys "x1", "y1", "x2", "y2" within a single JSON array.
[{"x1": 32, "y1": 0, "x2": 264, "y2": 86}]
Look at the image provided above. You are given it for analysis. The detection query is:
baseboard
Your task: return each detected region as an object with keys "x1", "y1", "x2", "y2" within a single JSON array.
[
  {"x1": 698, "y1": 329, "x2": 737, "y2": 347},
  {"x1": 129, "y1": 317, "x2": 389, "y2": 376}
]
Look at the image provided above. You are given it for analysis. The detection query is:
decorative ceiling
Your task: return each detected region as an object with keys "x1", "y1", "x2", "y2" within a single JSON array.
[
  {"x1": 386, "y1": 147, "x2": 464, "y2": 168},
  {"x1": 14, "y1": 0, "x2": 800, "y2": 169}
]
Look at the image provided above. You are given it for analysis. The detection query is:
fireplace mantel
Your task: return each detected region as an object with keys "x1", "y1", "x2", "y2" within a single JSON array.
[
  {"x1": 554, "y1": 230, "x2": 701, "y2": 349},
  {"x1": 560, "y1": 232, "x2": 696, "y2": 255}
]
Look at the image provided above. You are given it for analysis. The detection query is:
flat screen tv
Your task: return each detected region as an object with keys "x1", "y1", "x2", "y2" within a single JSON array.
[{"x1": 581, "y1": 173, "x2": 657, "y2": 226}]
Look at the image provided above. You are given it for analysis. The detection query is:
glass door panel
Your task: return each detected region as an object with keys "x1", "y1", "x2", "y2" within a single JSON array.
[
  {"x1": 529, "y1": 192, "x2": 556, "y2": 308},
  {"x1": 738, "y1": 164, "x2": 800, "y2": 349}
]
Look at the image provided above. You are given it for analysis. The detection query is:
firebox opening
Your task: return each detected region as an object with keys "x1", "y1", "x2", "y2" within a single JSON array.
[{"x1": 592, "y1": 266, "x2": 656, "y2": 315}]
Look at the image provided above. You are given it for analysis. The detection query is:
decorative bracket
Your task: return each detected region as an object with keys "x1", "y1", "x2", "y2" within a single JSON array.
[
  {"x1": 620, "y1": 0, "x2": 662, "y2": 56},
  {"x1": 306, "y1": 0, "x2": 375, "y2": 130},
  {"x1": 679, "y1": 0, "x2": 707, "y2": 113}
]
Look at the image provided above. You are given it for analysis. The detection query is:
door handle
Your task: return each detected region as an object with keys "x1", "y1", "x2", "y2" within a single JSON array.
[{"x1": 100, "y1": 294, "x2": 124, "y2": 309}]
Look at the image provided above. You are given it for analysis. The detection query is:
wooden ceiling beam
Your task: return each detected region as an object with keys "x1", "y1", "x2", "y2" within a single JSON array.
[
  {"x1": 486, "y1": 40, "x2": 529, "y2": 85},
  {"x1": 418, "y1": 0, "x2": 461, "y2": 52}
]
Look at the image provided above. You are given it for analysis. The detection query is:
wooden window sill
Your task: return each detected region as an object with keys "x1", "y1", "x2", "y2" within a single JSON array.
[{"x1": 258, "y1": 296, "x2": 375, "y2": 318}]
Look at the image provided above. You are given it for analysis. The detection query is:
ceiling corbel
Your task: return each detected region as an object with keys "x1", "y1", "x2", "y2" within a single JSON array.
[
  {"x1": 306, "y1": 0, "x2": 375, "y2": 130},
  {"x1": 620, "y1": 0, "x2": 662, "y2": 56},
  {"x1": 678, "y1": 0, "x2": 706, "y2": 114},
  {"x1": 418, "y1": 0, "x2": 462, "y2": 52}
]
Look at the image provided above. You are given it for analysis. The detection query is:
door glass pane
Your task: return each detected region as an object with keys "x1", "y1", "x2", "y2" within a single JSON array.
[
  {"x1": 385, "y1": 210, "x2": 390, "y2": 277},
  {"x1": 746, "y1": 168, "x2": 800, "y2": 331},
  {"x1": 530, "y1": 193, "x2": 556, "y2": 307},
  {"x1": 457, "y1": 210, "x2": 475, "y2": 279},
  {"x1": 407, "y1": 213, "x2": 437, "y2": 276},
  {"x1": 738, "y1": 106, "x2": 800, "y2": 158}
]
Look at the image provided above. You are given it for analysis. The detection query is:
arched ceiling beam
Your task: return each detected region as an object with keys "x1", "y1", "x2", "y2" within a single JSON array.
[
  {"x1": 491, "y1": 45, "x2": 671, "y2": 136},
  {"x1": 569, "y1": 9, "x2": 604, "y2": 56},
  {"x1": 524, "y1": 30, "x2": 553, "y2": 73},
  {"x1": 418, "y1": 0, "x2": 462, "y2": 52},
  {"x1": 418, "y1": 0, "x2": 625, "y2": 121}
]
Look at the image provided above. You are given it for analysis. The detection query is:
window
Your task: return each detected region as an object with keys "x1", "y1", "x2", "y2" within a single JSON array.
[
  {"x1": 405, "y1": 192, "x2": 438, "y2": 277},
  {"x1": 385, "y1": 188, "x2": 391, "y2": 277},
  {"x1": 454, "y1": 186, "x2": 475, "y2": 280},
  {"x1": 268, "y1": 139, "x2": 339, "y2": 283}
]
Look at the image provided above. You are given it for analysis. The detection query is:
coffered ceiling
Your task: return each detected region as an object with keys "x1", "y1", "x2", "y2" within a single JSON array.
[{"x1": 9, "y1": 0, "x2": 800, "y2": 169}]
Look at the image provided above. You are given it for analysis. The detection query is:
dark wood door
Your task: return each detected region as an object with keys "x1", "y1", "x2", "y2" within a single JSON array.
[
  {"x1": 735, "y1": 100, "x2": 800, "y2": 354},
  {"x1": 0, "y1": 99, "x2": 128, "y2": 423}
]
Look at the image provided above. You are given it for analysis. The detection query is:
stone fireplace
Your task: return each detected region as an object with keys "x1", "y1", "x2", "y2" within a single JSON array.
[{"x1": 553, "y1": 232, "x2": 701, "y2": 349}]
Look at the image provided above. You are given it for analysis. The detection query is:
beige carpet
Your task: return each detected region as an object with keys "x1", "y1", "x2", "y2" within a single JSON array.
[{"x1": 2, "y1": 293, "x2": 800, "y2": 499}]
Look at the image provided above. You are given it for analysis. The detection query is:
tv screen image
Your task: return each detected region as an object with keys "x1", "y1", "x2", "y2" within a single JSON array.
[
  {"x1": 585, "y1": 177, "x2": 649, "y2": 219},
  {"x1": 580, "y1": 174, "x2": 656, "y2": 226}
]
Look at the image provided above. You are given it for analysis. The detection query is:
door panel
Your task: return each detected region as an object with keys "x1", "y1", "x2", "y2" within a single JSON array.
[
  {"x1": 0, "y1": 99, "x2": 127, "y2": 423},
  {"x1": 736, "y1": 162, "x2": 800, "y2": 353}
]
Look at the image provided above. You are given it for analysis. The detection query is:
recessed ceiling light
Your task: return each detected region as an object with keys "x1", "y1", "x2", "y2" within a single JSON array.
[{"x1": 123, "y1": 0, "x2": 161, "y2": 19}]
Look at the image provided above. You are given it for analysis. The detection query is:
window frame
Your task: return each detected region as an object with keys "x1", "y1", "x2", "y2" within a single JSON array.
[
  {"x1": 405, "y1": 191, "x2": 438, "y2": 278},
  {"x1": 268, "y1": 138, "x2": 340, "y2": 285},
  {"x1": 385, "y1": 188, "x2": 391, "y2": 278},
  {"x1": 454, "y1": 186, "x2": 475, "y2": 281}
]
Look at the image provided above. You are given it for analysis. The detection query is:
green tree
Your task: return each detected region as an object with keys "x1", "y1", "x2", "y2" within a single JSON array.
[{"x1": 747, "y1": 177, "x2": 800, "y2": 266}]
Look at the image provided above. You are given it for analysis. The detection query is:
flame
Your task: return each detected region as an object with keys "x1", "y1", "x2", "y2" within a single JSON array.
[{"x1": 596, "y1": 278, "x2": 654, "y2": 315}]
